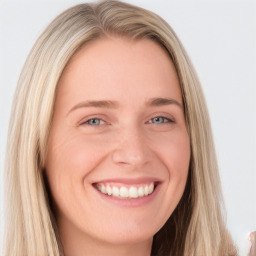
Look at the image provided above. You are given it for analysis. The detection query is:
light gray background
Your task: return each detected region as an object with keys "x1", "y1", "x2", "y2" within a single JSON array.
[{"x1": 0, "y1": 0, "x2": 255, "y2": 255}]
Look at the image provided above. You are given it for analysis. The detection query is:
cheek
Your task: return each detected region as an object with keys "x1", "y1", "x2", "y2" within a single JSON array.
[
  {"x1": 153, "y1": 129, "x2": 190, "y2": 214},
  {"x1": 152, "y1": 128, "x2": 190, "y2": 175},
  {"x1": 46, "y1": 132, "x2": 109, "y2": 177},
  {"x1": 170, "y1": 135, "x2": 190, "y2": 177},
  {"x1": 167, "y1": 130, "x2": 190, "y2": 189},
  {"x1": 45, "y1": 132, "x2": 110, "y2": 208}
]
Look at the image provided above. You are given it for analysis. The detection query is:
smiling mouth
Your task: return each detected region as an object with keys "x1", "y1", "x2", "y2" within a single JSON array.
[{"x1": 94, "y1": 182, "x2": 157, "y2": 199}]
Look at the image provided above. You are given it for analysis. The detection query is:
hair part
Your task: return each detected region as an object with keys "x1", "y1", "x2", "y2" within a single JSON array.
[{"x1": 4, "y1": 1, "x2": 237, "y2": 255}]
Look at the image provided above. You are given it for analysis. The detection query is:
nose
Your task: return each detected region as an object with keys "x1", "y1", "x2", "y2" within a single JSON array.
[{"x1": 112, "y1": 127, "x2": 152, "y2": 168}]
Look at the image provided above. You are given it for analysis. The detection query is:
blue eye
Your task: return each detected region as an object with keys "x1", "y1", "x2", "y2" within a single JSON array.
[
  {"x1": 85, "y1": 118, "x2": 104, "y2": 125},
  {"x1": 150, "y1": 116, "x2": 173, "y2": 124}
]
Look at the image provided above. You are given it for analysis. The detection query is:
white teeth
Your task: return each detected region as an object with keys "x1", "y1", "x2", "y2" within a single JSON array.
[
  {"x1": 96, "y1": 182, "x2": 155, "y2": 199},
  {"x1": 106, "y1": 185, "x2": 112, "y2": 195},
  {"x1": 120, "y1": 187, "x2": 129, "y2": 198},
  {"x1": 129, "y1": 186, "x2": 138, "y2": 198},
  {"x1": 144, "y1": 185, "x2": 149, "y2": 196},
  {"x1": 101, "y1": 185, "x2": 106, "y2": 194},
  {"x1": 149, "y1": 183, "x2": 154, "y2": 194},
  {"x1": 138, "y1": 187, "x2": 145, "y2": 197},
  {"x1": 112, "y1": 186, "x2": 119, "y2": 197}
]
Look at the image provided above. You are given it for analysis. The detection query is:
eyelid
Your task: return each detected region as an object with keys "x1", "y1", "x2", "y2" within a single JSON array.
[
  {"x1": 77, "y1": 112, "x2": 176, "y2": 127},
  {"x1": 146, "y1": 112, "x2": 176, "y2": 124},
  {"x1": 79, "y1": 116, "x2": 108, "y2": 126},
  {"x1": 85, "y1": 118, "x2": 105, "y2": 125},
  {"x1": 148, "y1": 116, "x2": 174, "y2": 124}
]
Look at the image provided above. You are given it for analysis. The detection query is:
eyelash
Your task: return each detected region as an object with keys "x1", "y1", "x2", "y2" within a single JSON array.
[
  {"x1": 84, "y1": 118, "x2": 105, "y2": 126},
  {"x1": 81, "y1": 116, "x2": 174, "y2": 126},
  {"x1": 147, "y1": 116, "x2": 174, "y2": 125}
]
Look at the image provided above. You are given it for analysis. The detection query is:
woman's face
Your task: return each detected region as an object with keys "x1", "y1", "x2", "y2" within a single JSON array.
[{"x1": 45, "y1": 37, "x2": 190, "y2": 249}]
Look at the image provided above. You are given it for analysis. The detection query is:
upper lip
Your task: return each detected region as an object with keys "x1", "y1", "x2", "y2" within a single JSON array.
[{"x1": 92, "y1": 177, "x2": 162, "y2": 185}]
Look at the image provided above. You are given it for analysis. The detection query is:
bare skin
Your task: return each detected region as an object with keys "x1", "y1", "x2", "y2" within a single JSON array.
[
  {"x1": 45, "y1": 37, "x2": 190, "y2": 256},
  {"x1": 249, "y1": 231, "x2": 256, "y2": 256}
]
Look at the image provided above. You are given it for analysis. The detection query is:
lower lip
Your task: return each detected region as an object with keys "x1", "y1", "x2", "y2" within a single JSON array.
[{"x1": 93, "y1": 184, "x2": 161, "y2": 207}]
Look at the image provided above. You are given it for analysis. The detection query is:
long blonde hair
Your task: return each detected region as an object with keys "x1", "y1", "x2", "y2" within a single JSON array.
[{"x1": 4, "y1": 1, "x2": 237, "y2": 255}]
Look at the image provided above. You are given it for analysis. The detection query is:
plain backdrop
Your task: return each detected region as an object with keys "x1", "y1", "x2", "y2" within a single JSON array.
[{"x1": 0, "y1": 0, "x2": 255, "y2": 255}]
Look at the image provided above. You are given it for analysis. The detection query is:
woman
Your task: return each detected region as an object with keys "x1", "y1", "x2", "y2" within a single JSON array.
[{"x1": 3, "y1": 1, "x2": 238, "y2": 255}]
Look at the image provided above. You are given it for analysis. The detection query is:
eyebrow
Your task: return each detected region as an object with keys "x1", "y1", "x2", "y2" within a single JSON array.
[
  {"x1": 67, "y1": 100, "x2": 119, "y2": 115},
  {"x1": 146, "y1": 97, "x2": 183, "y2": 108},
  {"x1": 67, "y1": 97, "x2": 183, "y2": 115}
]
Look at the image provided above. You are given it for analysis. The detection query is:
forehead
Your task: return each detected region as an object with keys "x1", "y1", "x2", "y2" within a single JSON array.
[{"x1": 56, "y1": 37, "x2": 182, "y2": 109}]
